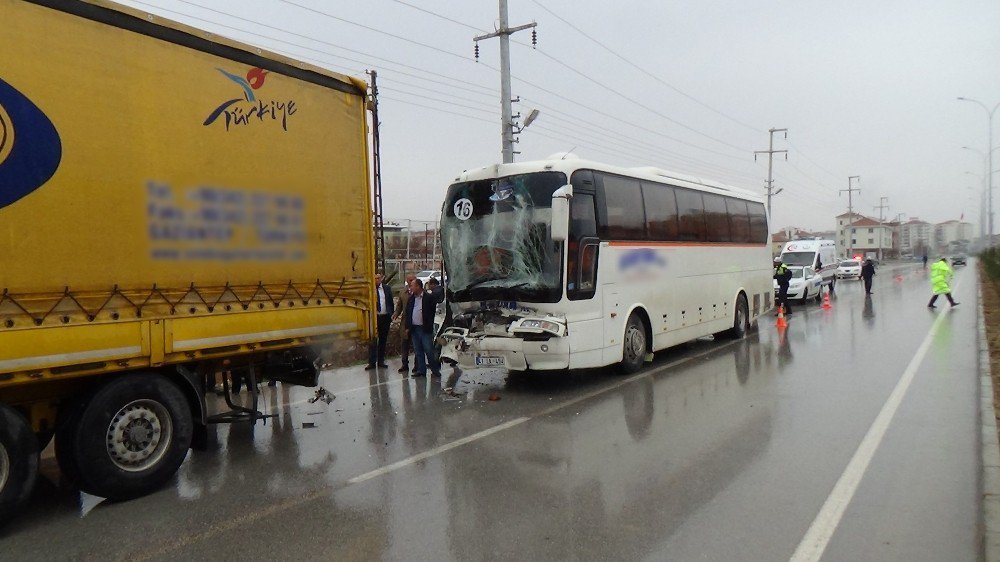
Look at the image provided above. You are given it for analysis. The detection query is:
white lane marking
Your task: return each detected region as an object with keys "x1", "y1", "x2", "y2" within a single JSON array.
[
  {"x1": 347, "y1": 417, "x2": 531, "y2": 485},
  {"x1": 790, "y1": 286, "x2": 959, "y2": 562},
  {"x1": 135, "y1": 338, "x2": 742, "y2": 560},
  {"x1": 346, "y1": 339, "x2": 741, "y2": 483}
]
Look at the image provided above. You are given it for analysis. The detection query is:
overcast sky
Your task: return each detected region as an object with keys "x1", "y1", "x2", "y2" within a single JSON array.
[{"x1": 118, "y1": 0, "x2": 1000, "y2": 233}]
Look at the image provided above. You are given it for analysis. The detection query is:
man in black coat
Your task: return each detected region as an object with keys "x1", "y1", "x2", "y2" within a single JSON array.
[
  {"x1": 404, "y1": 278, "x2": 441, "y2": 377},
  {"x1": 859, "y1": 258, "x2": 876, "y2": 295},
  {"x1": 366, "y1": 272, "x2": 394, "y2": 370}
]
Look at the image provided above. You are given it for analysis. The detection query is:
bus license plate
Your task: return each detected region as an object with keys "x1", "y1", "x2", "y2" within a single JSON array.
[{"x1": 476, "y1": 355, "x2": 505, "y2": 366}]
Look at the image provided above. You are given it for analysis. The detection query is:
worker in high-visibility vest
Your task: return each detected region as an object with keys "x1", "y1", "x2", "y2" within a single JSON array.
[
  {"x1": 774, "y1": 257, "x2": 793, "y2": 315},
  {"x1": 927, "y1": 257, "x2": 959, "y2": 308}
]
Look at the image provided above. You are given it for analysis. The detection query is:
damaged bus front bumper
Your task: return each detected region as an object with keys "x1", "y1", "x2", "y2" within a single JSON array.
[{"x1": 439, "y1": 317, "x2": 570, "y2": 371}]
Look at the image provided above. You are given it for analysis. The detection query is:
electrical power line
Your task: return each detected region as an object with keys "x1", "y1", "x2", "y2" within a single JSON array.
[
  {"x1": 279, "y1": 0, "x2": 473, "y2": 63},
  {"x1": 529, "y1": 0, "x2": 763, "y2": 133},
  {"x1": 383, "y1": 0, "x2": 754, "y2": 156}
]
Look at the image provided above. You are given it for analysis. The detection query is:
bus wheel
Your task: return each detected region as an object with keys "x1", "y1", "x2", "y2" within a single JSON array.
[
  {"x1": 619, "y1": 313, "x2": 647, "y2": 374},
  {"x1": 0, "y1": 404, "x2": 39, "y2": 529},
  {"x1": 63, "y1": 374, "x2": 193, "y2": 500},
  {"x1": 725, "y1": 295, "x2": 750, "y2": 339}
]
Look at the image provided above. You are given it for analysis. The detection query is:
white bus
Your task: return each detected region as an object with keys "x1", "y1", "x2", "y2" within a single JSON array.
[{"x1": 438, "y1": 156, "x2": 773, "y2": 373}]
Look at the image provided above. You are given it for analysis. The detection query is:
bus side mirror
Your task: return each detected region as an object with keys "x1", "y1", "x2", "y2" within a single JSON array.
[{"x1": 550, "y1": 184, "x2": 572, "y2": 243}]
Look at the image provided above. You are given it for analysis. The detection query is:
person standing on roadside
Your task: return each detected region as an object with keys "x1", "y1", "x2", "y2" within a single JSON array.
[
  {"x1": 405, "y1": 278, "x2": 441, "y2": 377},
  {"x1": 859, "y1": 258, "x2": 876, "y2": 295},
  {"x1": 392, "y1": 273, "x2": 416, "y2": 374},
  {"x1": 774, "y1": 257, "x2": 793, "y2": 316},
  {"x1": 927, "y1": 257, "x2": 959, "y2": 308},
  {"x1": 365, "y1": 272, "x2": 394, "y2": 370}
]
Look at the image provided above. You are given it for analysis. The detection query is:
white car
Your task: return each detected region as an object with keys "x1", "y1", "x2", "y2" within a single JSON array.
[
  {"x1": 836, "y1": 260, "x2": 861, "y2": 279},
  {"x1": 774, "y1": 266, "x2": 823, "y2": 303},
  {"x1": 415, "y1": 270, "x2": 444, "y2": 286}
]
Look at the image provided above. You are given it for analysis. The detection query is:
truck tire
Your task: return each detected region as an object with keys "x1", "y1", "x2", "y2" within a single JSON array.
[
  {"x1": 0, "y1": 404, "x2": 39, "y2": 529},
  {"x1": 54, "y1": 396, "x2": 87, "y2": 486},
  {"x1": 619, "y1": 312, "x2": 648, "y2": 374},
  {"x1": 64, "y1": 374, "x2": 193, "y2": 500}
]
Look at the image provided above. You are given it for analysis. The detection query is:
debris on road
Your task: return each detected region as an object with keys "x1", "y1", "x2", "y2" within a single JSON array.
[{"x1": 309, "y1": 387, "x2": 335, "y2": 404}]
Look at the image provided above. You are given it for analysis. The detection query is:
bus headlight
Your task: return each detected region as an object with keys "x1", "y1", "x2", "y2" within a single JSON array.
[{"x1": 511, "y1": 318, "x2": 565, "y2": 337}]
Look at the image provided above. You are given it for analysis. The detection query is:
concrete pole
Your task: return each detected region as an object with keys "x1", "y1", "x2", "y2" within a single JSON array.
[
  {"x1": 754, "y1": 128, "x2": 787, "y2": 220},
  {"x1": 841, "y1": 176, "x2": 860, "y2": 258},
  {"x1": 498, "y1": 0, "x2": 514, "y2": 163},
  {"x1": 475, "y1": 3, "x2": 537, "y2": 164}
]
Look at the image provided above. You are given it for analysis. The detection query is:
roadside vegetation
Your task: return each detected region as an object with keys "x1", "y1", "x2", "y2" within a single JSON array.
[{"x1": 979, "y1": 248, "x2": 1000, "y2": 432}]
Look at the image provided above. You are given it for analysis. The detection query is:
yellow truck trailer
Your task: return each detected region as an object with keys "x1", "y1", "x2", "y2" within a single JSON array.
[{"x1": 0, "y1": 0, "x2": 375, "y2": 525}]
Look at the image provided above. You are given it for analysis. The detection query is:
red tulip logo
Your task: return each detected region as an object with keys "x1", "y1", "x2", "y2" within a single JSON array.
[{"x1": 246, "y1": 67, "x2": 267, "y2": 90}]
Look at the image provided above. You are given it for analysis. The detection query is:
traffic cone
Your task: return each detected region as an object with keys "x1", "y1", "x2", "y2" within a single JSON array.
[
  {"x1": 822, "y1": 293, "x2": 832, "y2": 310},
  {"x1": 776, "y1": 305, "x2": 788, "y2": 328}
]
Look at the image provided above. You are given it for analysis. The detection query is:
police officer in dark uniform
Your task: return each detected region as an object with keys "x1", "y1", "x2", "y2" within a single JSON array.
[{"x1": 774, "y1": 257, "x2": 793, "y2": 315}]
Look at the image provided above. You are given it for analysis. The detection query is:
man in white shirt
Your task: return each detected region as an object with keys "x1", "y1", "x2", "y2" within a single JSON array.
[{"x1": 404, "y1": 278, "x2": 441, "y2": 377}]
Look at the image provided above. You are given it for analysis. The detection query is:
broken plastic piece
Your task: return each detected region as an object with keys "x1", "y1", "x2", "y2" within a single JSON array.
[{"x1": 309, "y1": 387, "x2": 335, "y2": 404}]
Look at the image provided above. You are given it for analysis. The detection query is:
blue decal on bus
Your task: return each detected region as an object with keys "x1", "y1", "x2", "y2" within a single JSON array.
[
  {"x1": 619, "y1": 248, "x2": 667, "y2": 271},
  {"x1": 0, "y1": 77, "x2": 62, "y2": 210}
]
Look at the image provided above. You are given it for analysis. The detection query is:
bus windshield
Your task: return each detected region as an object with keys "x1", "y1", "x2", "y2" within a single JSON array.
[{"x1": 441, "y1": 172, "x2": 566, "y2": 303}]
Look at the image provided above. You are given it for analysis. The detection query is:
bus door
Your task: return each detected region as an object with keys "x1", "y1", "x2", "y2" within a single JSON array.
[{"x1": 566, "y1": 173, "x2": 603, "y2": 367}]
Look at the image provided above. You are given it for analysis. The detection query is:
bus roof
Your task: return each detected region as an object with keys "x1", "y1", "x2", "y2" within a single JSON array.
[{"x1": 453, "y1": 155, "x2": 763, "y2": 203}]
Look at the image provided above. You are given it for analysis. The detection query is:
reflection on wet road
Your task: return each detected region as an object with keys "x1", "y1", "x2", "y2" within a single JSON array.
[{"x1": 0, "y1": 262, "x2": 982, "y2": 561}]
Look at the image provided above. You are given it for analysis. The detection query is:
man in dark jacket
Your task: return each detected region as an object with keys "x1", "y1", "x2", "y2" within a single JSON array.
[
  {"x1": 774, "y1": 257, "x2": 793, "y2": 316},
  {"x1": 391, "y1": 273, "x2": 416, "y2": 373},
  {"x1": 859, "y1": 259, "x2": 876, "y2": 295},
  {"x1": 366, "y1": 273, "x2": 394, "y2": 370},
  {"x1": 404, "y1": 278, "x2": 441, "y2": 377}
]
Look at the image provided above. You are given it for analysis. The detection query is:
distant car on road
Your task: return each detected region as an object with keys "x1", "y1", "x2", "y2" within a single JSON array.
[
  {"x1": 952, "y1": 254, "x2": 968, "y2": 266},
  {"x1": 836, "y1": 260, "x2": 862, "y2": 279}
]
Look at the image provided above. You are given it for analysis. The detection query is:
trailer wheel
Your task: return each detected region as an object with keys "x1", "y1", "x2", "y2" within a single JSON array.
[
  {"x1": 0, "y1": 404, "x2": 39, "y2": 529},
  {"x1": 619, "y1": 312, "x2": 648, "y2": 374},
  {"x1": 66, "y1": 374, "x2": 193, "y2": 500}
]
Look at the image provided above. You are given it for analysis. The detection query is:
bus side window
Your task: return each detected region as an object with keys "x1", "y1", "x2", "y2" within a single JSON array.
[
  {"x1": 568, "y1": 193, "x2": 598, "y2": 300},
  {"x1": 579, "y1": 240, "x2": 599, "y2": 291}
]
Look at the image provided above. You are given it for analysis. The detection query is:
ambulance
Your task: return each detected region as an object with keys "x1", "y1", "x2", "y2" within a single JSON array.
[{"x1": 779, "y1": 239, "x2": 838, "y2": 291}]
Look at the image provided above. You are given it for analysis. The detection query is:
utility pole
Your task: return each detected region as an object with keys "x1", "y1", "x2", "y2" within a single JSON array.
[
  {"x1": 841, "y1": 176, "x2": 861, "y2": 258},
  {"x1": 874, "y1": 196, "x2": 889, "y2": 261},
  {"x1": 754, "y1": 128, "x2": 788, "y2": 220},
  {"x1": 474, "y1": 1, "x2": 537, "y2": 164}
]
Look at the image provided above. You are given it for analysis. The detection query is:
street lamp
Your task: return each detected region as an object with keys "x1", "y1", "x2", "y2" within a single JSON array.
[{"x1": 957, "y1": 97, "x2": 999, "y2": 239}]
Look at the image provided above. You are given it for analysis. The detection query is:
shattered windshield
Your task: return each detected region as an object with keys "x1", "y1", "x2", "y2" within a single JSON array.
[{"x1": 441, "y1": 172, "x2": 565, "y2": 303}]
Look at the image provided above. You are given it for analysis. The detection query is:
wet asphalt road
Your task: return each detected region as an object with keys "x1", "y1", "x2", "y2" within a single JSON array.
[{"x1": 0, "y1": 261, "x2": 982, "y2": 561}]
